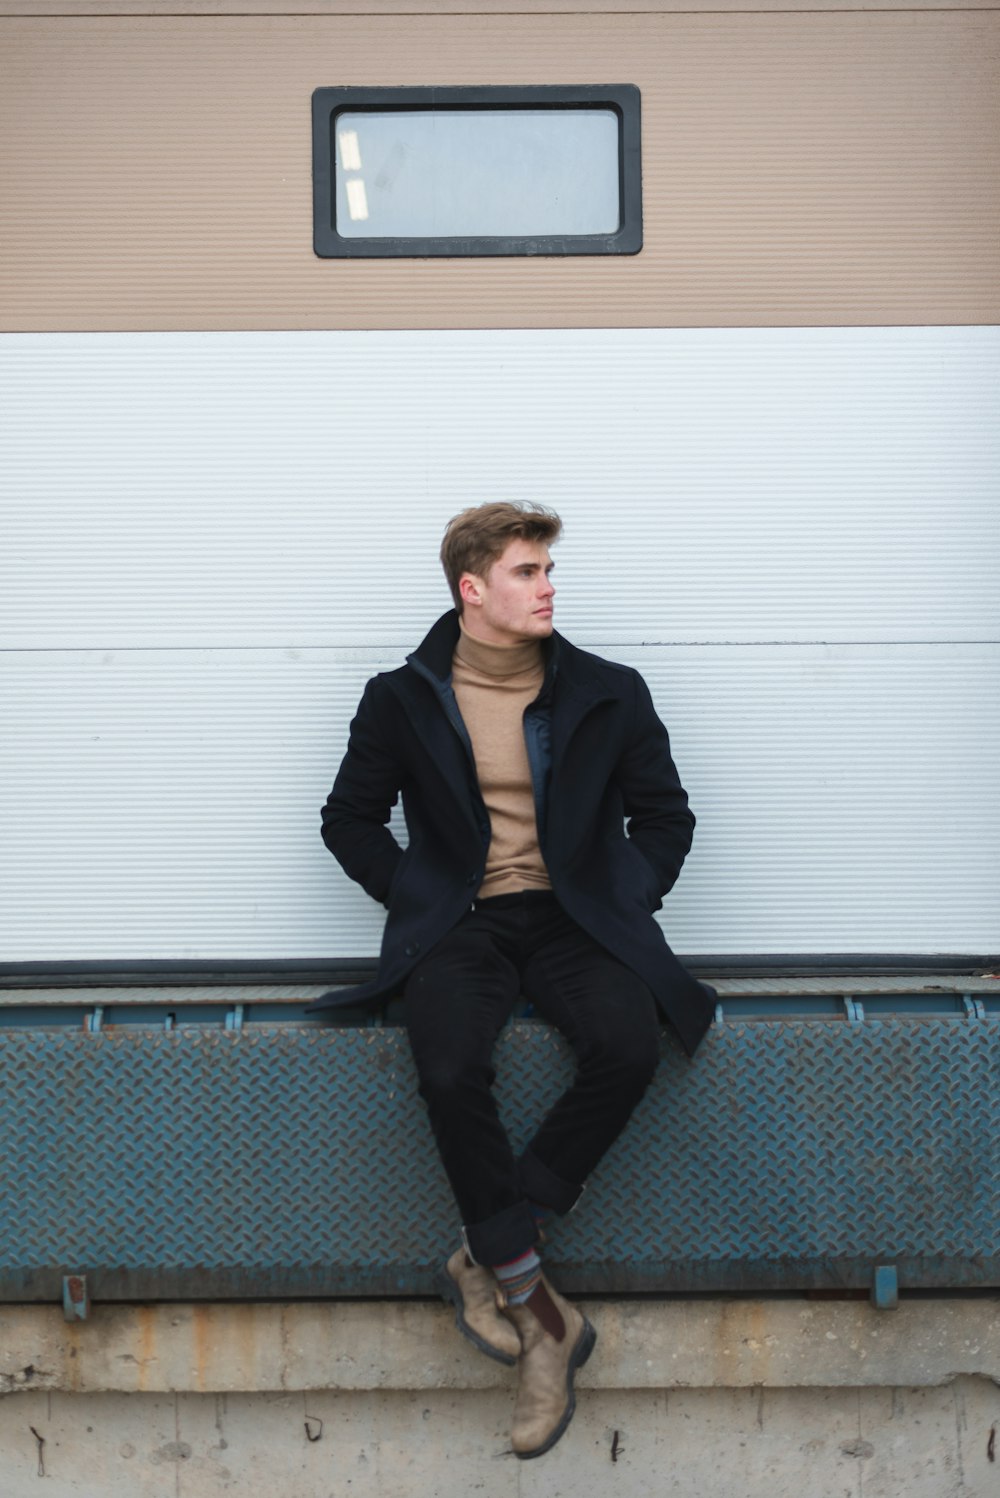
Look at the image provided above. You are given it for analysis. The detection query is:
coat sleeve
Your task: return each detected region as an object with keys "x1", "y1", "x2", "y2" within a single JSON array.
[
  {"x1": 617, "y1": 671, "x2": 696, "y2": 898},
  {"x1": 320, "y1": 676, "x2": 406, "y2": 908}
]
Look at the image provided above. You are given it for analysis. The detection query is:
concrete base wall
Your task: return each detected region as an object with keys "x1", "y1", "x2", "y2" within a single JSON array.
[
  {"x1": 2, "y1": 1299, "x2": 1000, "y2": 1497},
  {"x1": 5, "y1": 1382, "x2": 1000, "y2": 1497}
]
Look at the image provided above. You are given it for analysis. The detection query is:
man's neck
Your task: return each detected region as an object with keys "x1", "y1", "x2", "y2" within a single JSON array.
[{"x1": 456, "y1": 619, "x2": 543, "y2": 679}]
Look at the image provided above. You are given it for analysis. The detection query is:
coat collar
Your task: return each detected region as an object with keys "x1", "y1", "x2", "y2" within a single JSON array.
[
  {"x1": 407, "y1": 611, "x2": 616, "y2": 727},
  {"x1": 408, "y1": 609, "x2": 560, "y2": 686}
]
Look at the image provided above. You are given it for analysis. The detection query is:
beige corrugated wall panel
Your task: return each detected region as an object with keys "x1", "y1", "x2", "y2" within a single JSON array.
[
  {"x1": 2, "y1": 12, "x2": 998, "y2": 331},
  {"x1": 3, "y1": 3, "x2": 996, "y2": 15}
]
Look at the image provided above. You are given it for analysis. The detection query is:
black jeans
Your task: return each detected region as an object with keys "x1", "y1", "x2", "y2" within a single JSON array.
[{"x1": 403, "y1": 890, "x2": 662, "y2": 1265}]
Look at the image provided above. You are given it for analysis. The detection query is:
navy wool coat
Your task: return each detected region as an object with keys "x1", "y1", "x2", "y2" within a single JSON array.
[{"x1": 307, "y1": 611, "x2": 714, "y2": 1056}]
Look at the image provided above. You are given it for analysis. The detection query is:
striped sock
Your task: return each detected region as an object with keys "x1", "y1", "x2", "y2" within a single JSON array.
[{"x1": 493, "y1": 1247, "x2": 542, "y2": 1306}]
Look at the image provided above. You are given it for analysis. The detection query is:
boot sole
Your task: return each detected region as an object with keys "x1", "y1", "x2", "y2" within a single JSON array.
[
  {"x1": 514, "y1": 1314, "x2": 598, "y2": 1460},
  {"x1": 434, "y1": 1265, "x2": 519, "y2": 1367}
]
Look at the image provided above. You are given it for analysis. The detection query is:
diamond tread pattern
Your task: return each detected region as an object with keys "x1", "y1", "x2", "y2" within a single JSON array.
[{"x1": 0, "y1": 1019, "x2": 996, "y2": 1297}]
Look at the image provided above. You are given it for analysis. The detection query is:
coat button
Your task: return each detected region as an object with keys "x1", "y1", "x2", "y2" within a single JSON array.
[{"x1": 405, "y1": 942, "x2": 421, "y2": 957}]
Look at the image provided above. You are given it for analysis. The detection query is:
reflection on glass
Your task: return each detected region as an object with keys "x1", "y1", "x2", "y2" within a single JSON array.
[
  {"x1": 345, "y1": 179, "x2": 369, "y2": 221},
  {"x1": 334, "y1": 108, "x2": 620, "y2": 239},
  {"x1": 338, "y1": 129, "x2": 362, "y2": 172}
]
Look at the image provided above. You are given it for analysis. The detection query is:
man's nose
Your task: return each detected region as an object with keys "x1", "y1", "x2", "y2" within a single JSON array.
[{"x1": 540, "y1": 575, "x2": 555, "y2": 598}]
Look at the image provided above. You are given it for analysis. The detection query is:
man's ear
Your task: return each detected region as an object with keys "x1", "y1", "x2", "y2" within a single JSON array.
[{"x1": 459, "y1": 573, "x2": 483, "y2": 609}]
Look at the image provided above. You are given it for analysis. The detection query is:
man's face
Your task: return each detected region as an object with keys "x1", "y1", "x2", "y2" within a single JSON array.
[{"x1": 459, "y1": 538, "x2": 556, "y2": 646}]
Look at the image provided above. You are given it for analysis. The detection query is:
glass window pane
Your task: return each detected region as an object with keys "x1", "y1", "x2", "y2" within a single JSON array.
[{"x1": 334, "y1": 109, "x2": 620, "y2": 239}]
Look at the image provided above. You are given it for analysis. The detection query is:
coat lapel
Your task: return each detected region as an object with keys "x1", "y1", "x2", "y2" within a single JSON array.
[
  {"x1": 388, "y1": 668, "x2": 478, "y2": 806},
  {"x1": 550, "y1": 647, "x2": 616, "y2": 765}
]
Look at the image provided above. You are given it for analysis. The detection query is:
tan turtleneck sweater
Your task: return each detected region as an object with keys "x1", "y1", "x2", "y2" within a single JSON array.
[{"x1": 452, "y1": 621, "x2": 551, "y2": 899}]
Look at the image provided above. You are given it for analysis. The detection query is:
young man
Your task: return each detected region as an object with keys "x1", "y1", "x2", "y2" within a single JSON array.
[{"x1": 309, "y1": 502, "x2": 714, "y2": 1458}]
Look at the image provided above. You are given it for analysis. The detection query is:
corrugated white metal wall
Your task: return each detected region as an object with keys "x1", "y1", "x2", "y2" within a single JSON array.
[{"x1": 2, "y1": 327, "x2": 998, "y2": 959}]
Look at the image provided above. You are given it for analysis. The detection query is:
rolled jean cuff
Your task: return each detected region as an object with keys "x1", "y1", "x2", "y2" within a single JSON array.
[
  {"x1": 462, "y1": 1199, "x2": 539, "y2": 1267},
  {"x1": 518, "y1": 1148, "x2": 583, "y2": 1217}
]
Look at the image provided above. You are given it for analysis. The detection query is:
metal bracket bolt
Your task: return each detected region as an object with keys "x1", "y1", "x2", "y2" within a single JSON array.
[{"x1": 62, "y1": 1274, "x2": 90, "y2": 1321}]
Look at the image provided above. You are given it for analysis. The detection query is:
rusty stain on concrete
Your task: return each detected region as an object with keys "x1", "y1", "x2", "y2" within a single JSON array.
[
  {"x1": 136, "y1": 1305, "x2": 156, "y2": 1394},
  {"x1": 191, "y1": 1305, "x2": 212, "y2": 1393},
  {"x1": 2, "y1": 1300, "x2": 1000, "y2": 1396},
  {"x1": 64, "y1": 1321, "x2": 82, "y2": 1395}
]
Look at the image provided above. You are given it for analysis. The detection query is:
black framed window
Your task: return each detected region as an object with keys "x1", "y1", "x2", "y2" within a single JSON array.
[{"x1": 312, "y1": 85, "x2": 642, "y2": 258}]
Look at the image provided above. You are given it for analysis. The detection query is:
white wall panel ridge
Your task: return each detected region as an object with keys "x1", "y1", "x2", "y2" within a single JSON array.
[{"x1": 1, "y1": 328, "x2": 998, "y2": 965}]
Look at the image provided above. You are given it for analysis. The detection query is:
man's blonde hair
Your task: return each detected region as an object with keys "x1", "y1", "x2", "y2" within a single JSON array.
[{"x1": 440, "y1": 502, "x2": 562, "y2": 610}]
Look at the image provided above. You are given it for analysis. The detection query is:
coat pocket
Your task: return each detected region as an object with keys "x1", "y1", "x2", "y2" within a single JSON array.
[{"x1": 628, "y1": 843, "x2": 663, "y2": 913}]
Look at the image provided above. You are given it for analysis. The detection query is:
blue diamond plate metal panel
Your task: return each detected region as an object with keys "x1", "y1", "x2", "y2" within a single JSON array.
[{"x1": 0, "y1": 1018, "x2": 997, "y2": 1299}]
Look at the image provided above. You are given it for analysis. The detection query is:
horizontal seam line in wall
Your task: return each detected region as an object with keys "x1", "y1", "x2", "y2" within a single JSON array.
[
  {"x1": 2, "y1": 326, "x2": 997, "y2": 337},
  {"x1": 1, "y1": 640, "x2": 999, "y2": 653}
]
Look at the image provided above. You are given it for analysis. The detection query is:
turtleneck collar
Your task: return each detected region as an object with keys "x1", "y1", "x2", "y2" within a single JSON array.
[{"x1": 455, "y1": 618, "x2": 544, "y2": 679}]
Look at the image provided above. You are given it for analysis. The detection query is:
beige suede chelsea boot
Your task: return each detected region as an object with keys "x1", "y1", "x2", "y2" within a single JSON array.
[
  {"x1": 436, "y1": 1247, "x2": 522, "y2": 1366},
  {"x1": 503, "y1": 1275, "x2": 597, "y2": 1458}
]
